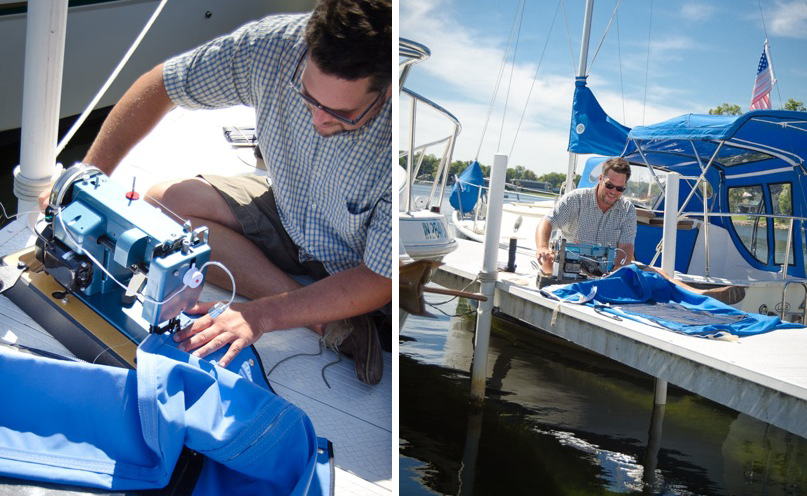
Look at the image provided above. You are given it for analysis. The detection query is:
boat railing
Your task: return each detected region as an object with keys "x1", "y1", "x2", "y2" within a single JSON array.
[
  {"x1": 400, "y1": 85, "x2": 462, "y2": 215},
  {"x1": 399, "y1": 38, "x2": 430, "y2": 89},
  {"x1": 648, "y1": 210, "x2": 807, "y2": 280},
  {"x1": 452, "y1": 177, "x2": 557, "y2": 220}
]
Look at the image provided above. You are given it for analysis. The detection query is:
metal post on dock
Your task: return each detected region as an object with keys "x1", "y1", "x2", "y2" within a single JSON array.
[
  {"x1": 14, "y1": 0, "x2": 69, "y2": 220},
  {"x1": 470, "y1": 153, "x2": 508, "y2": 403},
  {"x1": 661, "y1": 172, "x2": 680, "y2": 276}
]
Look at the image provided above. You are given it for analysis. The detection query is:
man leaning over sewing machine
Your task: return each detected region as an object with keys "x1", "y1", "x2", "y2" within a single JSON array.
[
  {"x1": 535, "y1": 157, "x2": 745, "y2": 304},
  {"x1": 44, "y1": 0, "x2": 392, "y2": 385},
  {"x1": 536, "y1": 158, "x2": 636, "y2": 276}
]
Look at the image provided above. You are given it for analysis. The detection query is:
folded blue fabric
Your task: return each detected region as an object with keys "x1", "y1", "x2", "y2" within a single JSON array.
[
  {"x1": 0, "y1": 334, "x2": 324, "y2": 494},
  {"x1": 549, "y1": 264, "x2": 803, "y2": 337}
]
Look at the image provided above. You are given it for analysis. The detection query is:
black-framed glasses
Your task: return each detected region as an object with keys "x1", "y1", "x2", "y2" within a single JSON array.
[
  {"x1": 604, "y1": 182, "x2": 626, "y2": 193},
  {"x1": 288, "y1": 49, "x2": 388, "y2": 126}
]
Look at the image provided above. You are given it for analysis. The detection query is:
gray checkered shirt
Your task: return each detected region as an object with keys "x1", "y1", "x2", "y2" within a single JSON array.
[
  {"x1": 545, "y1": 186, "x2": 636, "y2": 247},
  {"x1": 163, "y1": 14, "x2": 392, "y2": 278}
]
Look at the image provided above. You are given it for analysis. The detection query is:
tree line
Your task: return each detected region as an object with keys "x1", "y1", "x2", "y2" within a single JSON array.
[
  {"x1": 398, "y1": 154, "x2": 577, "y2": 191},
  {"x1": 709, "y1": 98, "x2": 806, "y2": 115}
]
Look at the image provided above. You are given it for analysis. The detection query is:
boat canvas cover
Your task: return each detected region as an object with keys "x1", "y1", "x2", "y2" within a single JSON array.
[
  {"x1": 449, "y1": 160, "x2": 485, "y2": 214},
  {"x1": 0, "y1": 334, "x2": 327, "y2": 495},
  {"x1": 567, "y1": 77, "x2": 631, "y2": 157},
  {"x1": 548, "y1": 264, "x2": 802, "y2": 337},
  {"x1": 623, "y1": 111, "x2": 807, "y2": 175}
]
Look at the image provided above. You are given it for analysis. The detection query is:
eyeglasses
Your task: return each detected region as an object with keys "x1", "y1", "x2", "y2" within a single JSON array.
[
  {"x1": 604, "y1": 182, "x2": 626, "y2": 193},
  {"x1": 288, "y1": 49, "x2": 388, "y2": 126}
]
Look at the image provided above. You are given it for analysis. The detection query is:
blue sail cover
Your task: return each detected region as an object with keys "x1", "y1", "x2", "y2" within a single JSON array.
[
  {"x1": 0, "y1": 334, "x2": 329, "y2": 495},
  {"x1": 549, "y1": 265, "x2": 802, "y2": 338},
  {"x1": 449, "y1": 160, "x2": 485, "y2": 214},
  {"x1": 567, "y1": 77, "x2": 631, "y2": 156}
]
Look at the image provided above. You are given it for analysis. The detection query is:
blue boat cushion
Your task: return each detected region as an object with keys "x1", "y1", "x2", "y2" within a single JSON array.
[{"x1": 548, "y1": 264, "x2": 802, "y2": 337}]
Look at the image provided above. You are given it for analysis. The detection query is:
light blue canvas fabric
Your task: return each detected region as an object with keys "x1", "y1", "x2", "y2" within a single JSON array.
[
  {"x1": 548, "y1": 264, "x2": 803, "y2": 337},
  {"x1": 0, "y1": 334, "x2": 326, "y2": 494}
]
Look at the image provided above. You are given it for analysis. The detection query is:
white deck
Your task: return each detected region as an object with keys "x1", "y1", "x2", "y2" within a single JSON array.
[
  {"x1": 0, "y1": 106, "x2": 392, "y2": 494},
  {"x1": 435, "y1": 238, "x2": 807, "y2": 439}
]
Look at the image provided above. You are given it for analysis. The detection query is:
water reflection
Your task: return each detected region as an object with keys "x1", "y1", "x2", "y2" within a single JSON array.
[{"x1": 400, "y1": 295, "x2": 807, "y2": 495}]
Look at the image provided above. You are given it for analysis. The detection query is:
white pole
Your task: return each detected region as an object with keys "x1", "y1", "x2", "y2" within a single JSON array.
[
  {"x1": 471, "y1": 153, "x2": 508, "y2": 402},
  {"x1": 14, "y1": 0, "x2": 68, "y2": 218},
  {"x1": 661, "y1": 172, "x2": 680, "y2": 276},
  {"x1": 564, "y1": 0, "x2": 595, "y2": 194}
]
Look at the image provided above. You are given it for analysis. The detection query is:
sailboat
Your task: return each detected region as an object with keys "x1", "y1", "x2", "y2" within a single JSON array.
[{"x1": 450, "y1": 0, "x2": 807, "y2": 319}]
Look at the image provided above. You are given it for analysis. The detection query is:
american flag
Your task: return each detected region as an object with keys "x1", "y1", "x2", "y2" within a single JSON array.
[{"x1": 750, "y1": 42, "x2": 775, "y2": 111}]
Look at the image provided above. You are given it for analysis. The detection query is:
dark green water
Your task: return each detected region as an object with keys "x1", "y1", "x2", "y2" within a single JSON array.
[{"x1": 400, "y1": 296, "x2": 807, "y2": 495}]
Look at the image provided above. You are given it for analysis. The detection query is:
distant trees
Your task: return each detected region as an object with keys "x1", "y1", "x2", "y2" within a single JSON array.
[
  {"x1": 783, "y1": 98, "x2": 806, "y2": 112},
  {"x1": 399, "y1": 153, "x2": 547, "y2": 185},
  {"x1": 708, "y1": 103, "x2": 742, "y2": 115},
  {"x1": 707, "y1": 99, "x2": 806, "y2": 115}
]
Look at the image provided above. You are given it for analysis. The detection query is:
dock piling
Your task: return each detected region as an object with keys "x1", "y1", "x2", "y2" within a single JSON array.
[{"x1": 470, "y1": 153, "x2": 508, "y2": 402}]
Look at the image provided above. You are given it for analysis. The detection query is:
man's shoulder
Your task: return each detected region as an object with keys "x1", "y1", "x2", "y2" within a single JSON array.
[{"x1": 244, "y1": 13, "x2": 310, "y2": 45}]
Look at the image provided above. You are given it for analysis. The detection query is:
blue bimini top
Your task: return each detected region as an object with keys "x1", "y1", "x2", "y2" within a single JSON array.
[
  {"x1": 0, "y1": 334, "x2": 329, "y2": 495},
  {"x1": 548, "y1": 264, "x2": 802, "y2": 338}
]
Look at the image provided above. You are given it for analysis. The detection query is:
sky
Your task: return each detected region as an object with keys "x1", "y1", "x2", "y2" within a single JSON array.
[{"x1": 398, "y1": 0, "x2": 807, "y2": 178}]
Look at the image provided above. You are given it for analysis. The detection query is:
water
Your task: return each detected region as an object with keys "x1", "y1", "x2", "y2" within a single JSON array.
[
  {"x1": 401, "y1": 184, "x2": 807, "y2": 495},
  {"x1": 400, "y1": 296, "x2": 807, "y2": 495}
]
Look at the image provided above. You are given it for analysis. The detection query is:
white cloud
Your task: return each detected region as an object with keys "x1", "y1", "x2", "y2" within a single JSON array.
[
  {"x1": 680, "y1": 2, "x2": 718, "y2": 22},
  {"x1": 768, "y1": 1, "x2": 807, "y2": 39}
]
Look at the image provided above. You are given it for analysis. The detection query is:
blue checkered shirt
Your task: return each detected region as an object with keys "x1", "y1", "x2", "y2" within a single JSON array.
[
  {"x1": 545, "y1": 186, "x2": 636, "y2": 247},
  {"x1": 162, "y1": 14, "x2": 392, "y2": 278}
]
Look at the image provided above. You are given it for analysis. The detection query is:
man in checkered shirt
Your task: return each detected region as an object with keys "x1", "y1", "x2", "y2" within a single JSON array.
[
  {"x1": 74, "y1": 0, "x2": 392, "y2": 384},
  {"x1": 535, "y1": 158, "x2": 745, "y2": 304},
  {"x1": 536, "y1": 158, "x2": 636, "y2": 274}
]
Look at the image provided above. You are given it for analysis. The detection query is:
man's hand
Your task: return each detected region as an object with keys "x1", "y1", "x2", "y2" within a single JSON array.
[
  {"x1": 174, "y1": 300, "x2": 264, "y2": 367},
  {"x1": 38, "y1": 189, "x2": 50, "y2": 212},
  {"x1": 536, "y1": 247, "x2": 554, "y2": 274}
]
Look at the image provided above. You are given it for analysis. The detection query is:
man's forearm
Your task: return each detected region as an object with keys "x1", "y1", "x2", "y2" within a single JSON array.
[
  {"x1": 84, "y1": 64, "x2": 175, "y2": 173},
  {"x1": 256, "y1": 264, "x2": 392, "y2": 332}
]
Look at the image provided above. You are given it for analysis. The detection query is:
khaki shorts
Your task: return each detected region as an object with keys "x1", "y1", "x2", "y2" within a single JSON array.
[{"x1": 201, "y1": 174, "x2": 329, "y2": 280}]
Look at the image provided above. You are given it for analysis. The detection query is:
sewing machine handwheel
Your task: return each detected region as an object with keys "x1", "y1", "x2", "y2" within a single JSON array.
[{"x1": 48, "y1": 163, "x2": 103, "y2": 210}]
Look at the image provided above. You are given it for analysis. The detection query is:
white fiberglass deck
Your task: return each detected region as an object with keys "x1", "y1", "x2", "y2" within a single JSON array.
[
  {"x1": 434, "y1": 238, "x2": 807, "y2": 439},
  {"x1": 0, "y1": 105, "x2": 392, "y2": 494}
]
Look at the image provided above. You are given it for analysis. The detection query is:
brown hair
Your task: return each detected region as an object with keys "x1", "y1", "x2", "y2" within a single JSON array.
[
  {"x1": 304, "y1": 0, "x2": 391, "y2": 92},
  {"x1": 601, "y1": 157, "x2": 631, "y2": 181}
]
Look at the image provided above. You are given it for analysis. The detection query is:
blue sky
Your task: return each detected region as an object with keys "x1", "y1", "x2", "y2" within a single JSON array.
[{"x1": 399, "y1": 0, "x2": 807, "y2": 177}]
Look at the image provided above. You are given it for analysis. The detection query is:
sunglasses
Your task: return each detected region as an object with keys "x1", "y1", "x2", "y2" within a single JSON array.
[
  {"x1": 604, "y1": 182, "x2": 626, "y2": 193},
  {"x1": 289, "y1": 49, "x2": 388, "y2": 126}
]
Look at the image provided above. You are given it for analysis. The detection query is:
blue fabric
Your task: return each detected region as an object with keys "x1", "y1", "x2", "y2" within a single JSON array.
[
  {"x1": 449, "y1": 160, "x2": 485, "y2": 214},
  {"x1": 567, "y1": 77, "x2": 631, "y2": 156},
  {"x1": 549, "y1": 264, "x2": 803, "y2": 337},
  {"x1": 623, "y1": 110, "x2": 807, "y2": 176},
  {"x1": 0, "y1": 334, "x2": 324, "y2": 494}
]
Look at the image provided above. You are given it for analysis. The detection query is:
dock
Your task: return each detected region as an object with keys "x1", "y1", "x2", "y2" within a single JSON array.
[{"x1": 434, "y1": 238, "x2": 807, "y2": 439}]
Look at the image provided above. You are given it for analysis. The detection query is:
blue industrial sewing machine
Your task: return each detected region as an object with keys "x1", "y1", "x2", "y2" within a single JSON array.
[
  {"x1": 536, "y1": 238, "x2": 616, "y2": 288},
  {"x1": 37, "y1": 163, "x2": 212, "y2": 336},
  {"x1": 0, "y1": 163, "x2": 212, "y2": 366}
]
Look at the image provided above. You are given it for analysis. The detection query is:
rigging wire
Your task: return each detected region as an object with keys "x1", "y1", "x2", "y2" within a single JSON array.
[
  {"x1": 587, "y1": 0, "x2": 623, "y2": 76},
  {"x1": 614, "y1": 0, "x2": 626, "y2": 123},
  {"x1": 757, "y1": 0, "x2": 784, "y2": 109},
  {"x1": 474, "y1": 1, "x2": 525, "y2": 162},
  {"x1": 642, "y1": 0, "x2": 653, "y2": 125},
  {"x1": 56, "y1": 0, "x2": 169, "y2": 155},
  {"x1": 508, "y1": 0, "x2": 563, "y2": 157},
  {"x1": 497, "y1": 0, "x2": 527, "y2": 153},
  {"x1": 559, "y1": 0, "x2": 578, "y2": 77}
]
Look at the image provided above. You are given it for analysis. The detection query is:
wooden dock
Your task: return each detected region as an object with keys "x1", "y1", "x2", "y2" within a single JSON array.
[{"x1": 434, "y1": 238, "x2": 807, "y2": 439}]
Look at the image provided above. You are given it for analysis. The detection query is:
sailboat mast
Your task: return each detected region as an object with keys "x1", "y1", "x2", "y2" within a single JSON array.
[{"x1": 564, "y1": 0, "x2": 595, "y2": 193}]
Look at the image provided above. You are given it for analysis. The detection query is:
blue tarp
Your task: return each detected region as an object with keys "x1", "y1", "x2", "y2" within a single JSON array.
[
  {"x1": 549, "y1": 264, "x2": 802, "y2": 338},
  {"x1": 449, "y1": 160, "x2": 485, "y2": 214},
  {"x1": 567, "y1": 77, "x2": 631, "y2": 157},
  {"x1": 0, "y1": 334, "x2": 329, "y2": 494}
]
